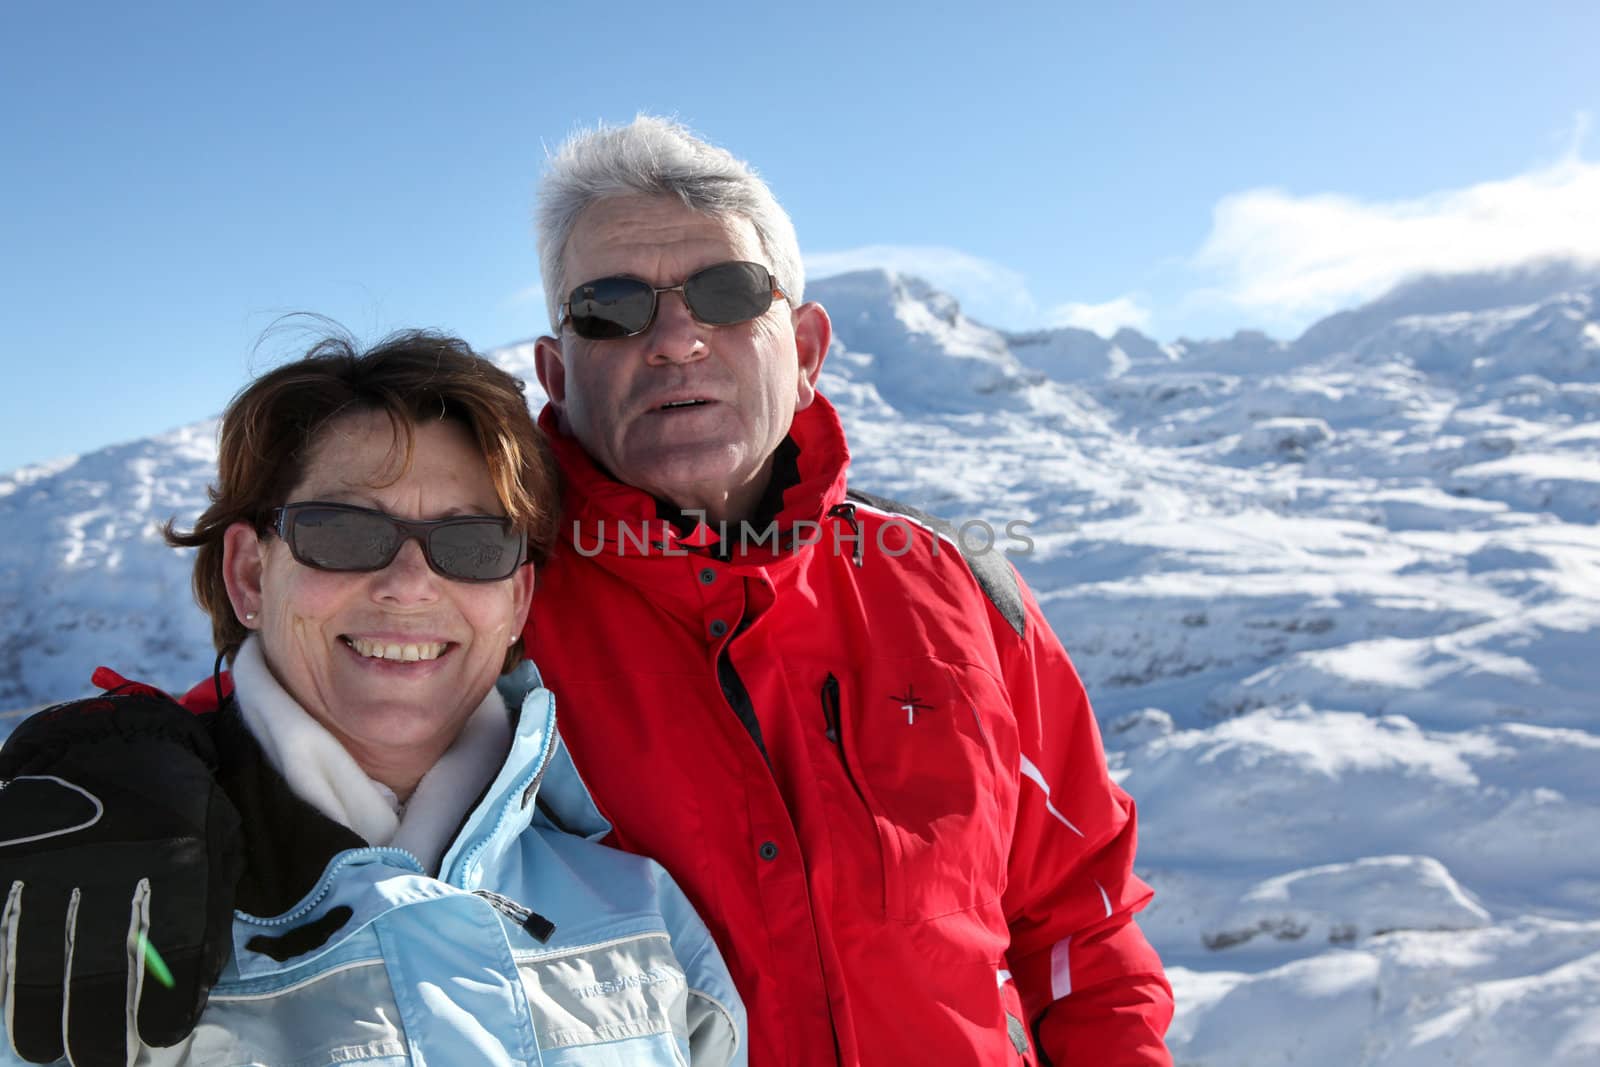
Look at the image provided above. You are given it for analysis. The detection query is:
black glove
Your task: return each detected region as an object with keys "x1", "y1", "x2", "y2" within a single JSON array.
[{"x1": 0, "y1": 690, "x2": 242, "y2": 1065}]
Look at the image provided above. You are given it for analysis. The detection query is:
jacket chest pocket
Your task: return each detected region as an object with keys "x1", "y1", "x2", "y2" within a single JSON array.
[{"x1": 820, "y1": 658, "x2": 1015, "y2": 921}]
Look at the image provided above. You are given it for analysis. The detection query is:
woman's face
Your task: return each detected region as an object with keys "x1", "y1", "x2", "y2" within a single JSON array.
[{"x1": 223, "y1": 410, "x2": 534, "y2": 790}]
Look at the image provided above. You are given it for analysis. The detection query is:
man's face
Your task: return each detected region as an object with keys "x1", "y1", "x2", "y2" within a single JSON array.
[{"x1": 534, "y1": 195, "x2": 829, "y2": 523}]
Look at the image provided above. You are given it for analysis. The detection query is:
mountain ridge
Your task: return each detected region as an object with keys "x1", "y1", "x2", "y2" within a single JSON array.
[{"x1": 3, "y1": 263, "x2": 1599, "y2": 1065}]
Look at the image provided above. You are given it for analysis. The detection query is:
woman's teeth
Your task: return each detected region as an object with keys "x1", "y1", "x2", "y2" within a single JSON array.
[{"x1": 346, "y1": 637, "x2": 447, "y2": 662}]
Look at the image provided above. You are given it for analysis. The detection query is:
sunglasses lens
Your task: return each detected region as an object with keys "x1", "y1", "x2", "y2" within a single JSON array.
[
  {"x1": 428, "y1": 522, "x2": 525, "y2": 581},
  {"x1": 568, "y1": 276, "x2": 656, "y2": 339},
  {"x1": 288, "y1": 507, "x2": 399, "y2": 571},
  {"x1": 684, "y1": 261, "x2": 775, "y2": 325},
  {"x1": 283, "y1": 505, "x2": 524, "y2": 581}
]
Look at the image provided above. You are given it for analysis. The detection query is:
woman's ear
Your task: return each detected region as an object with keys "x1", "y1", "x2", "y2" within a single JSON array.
[
  {"x1": 509, "y1": 562, "x2": 536, "y2": 640},
  {"x1": 501, "y1": 563, "x2": 537, "y2": 673},
  {"x1": 222, "y1": 522, "x2": 266, "y2": 628}
]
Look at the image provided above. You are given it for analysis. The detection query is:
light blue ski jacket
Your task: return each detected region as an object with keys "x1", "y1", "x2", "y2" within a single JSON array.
[{"x1": 133, "y1": 662, "x2": 745, "y2": 1066}]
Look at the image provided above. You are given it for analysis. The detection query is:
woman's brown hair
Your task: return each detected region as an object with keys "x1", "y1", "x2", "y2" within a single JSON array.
[{"x1": 166, "y1": 329, "x2": 558, "y2": 671}]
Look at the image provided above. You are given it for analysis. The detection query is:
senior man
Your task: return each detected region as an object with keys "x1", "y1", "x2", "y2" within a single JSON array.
[
  {"x1": 0, "y1": 118, "x2": 1171, "y2": 1065},
  {"x1": 522, "y1": 118, "x2": 1172, "y2": 1065}
]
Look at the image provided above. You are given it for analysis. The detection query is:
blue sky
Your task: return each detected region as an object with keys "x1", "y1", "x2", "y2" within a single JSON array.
[{"x1": 3, "y1": 1, "x2": 1597, "y2": 473}]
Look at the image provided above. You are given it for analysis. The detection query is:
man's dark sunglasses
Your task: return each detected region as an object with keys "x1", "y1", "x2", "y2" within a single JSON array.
[
  {"x1": 269, "y1": 502, "x2": 527, "y2": 583},
  {"x1": 560, "y1": 260, "x2": 787, "y2": 340}
]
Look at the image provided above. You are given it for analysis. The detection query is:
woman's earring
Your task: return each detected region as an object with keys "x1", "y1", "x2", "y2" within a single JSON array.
[{"x1": 244, "y1": 611, "x2": 257, "y2": 623}]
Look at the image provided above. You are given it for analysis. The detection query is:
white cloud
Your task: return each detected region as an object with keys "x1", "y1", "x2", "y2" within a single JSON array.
[
  {"x1": 1046, "y1": 295, "x2": 1152, "y2": 337},
  {"x1": 803, "y1": 244, "x2": 1040, "y2": 327},
  {"x1": 1192, "y1": 156, "x2": 1600, "y2": 328}
]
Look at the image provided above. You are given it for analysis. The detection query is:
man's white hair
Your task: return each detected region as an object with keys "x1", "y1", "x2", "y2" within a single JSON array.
[{"x1": 536, "y1": 115, "x2": 805, "y2": 331}]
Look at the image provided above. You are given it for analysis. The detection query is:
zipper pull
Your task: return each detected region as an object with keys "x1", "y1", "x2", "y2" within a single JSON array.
[
  {"x1": 827, "y1": 503, "x2": 864, "y2": 567},
  {"x1": 820, "y1": 673, "x2": 873, "y2": 811},
  {"x1": 474, "y1": 888, "x2": 556, "y2": 944},
  {"x1": 821, "y1": 673, "x2": 841, "y2": 742}
]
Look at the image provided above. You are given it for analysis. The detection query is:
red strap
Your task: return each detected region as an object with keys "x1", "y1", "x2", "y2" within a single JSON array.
[
  {"x1": 85, "y1": 665, "x2": 229, "y2": 714},
  {"x1": 178, "y1": 671, "x2": 233, "y2": 714},
  {"x1": 88, "y1": 666, "x2": 170, "y2": 701}
]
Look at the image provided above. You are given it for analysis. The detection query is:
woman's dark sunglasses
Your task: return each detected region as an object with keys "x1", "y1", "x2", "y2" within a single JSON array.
[
  {"x1": 560, "y1": 260, "x2": 787, "y2": 340},
  {"x1": 269, "y1": 502, "x2": 527, "y2": 583}
]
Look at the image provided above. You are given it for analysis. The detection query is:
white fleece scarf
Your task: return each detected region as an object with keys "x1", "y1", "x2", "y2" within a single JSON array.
[{"x1": 231, "y1": 635, "x2": 511, "y2": 874}]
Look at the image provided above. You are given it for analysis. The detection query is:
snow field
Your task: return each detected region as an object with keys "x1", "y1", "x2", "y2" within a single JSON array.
[{"x1": 4, "y1": 265, "x2": 1599, "y2": 1063}]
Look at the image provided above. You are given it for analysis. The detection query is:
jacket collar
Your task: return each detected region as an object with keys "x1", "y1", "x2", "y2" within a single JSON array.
[
  {"x1": 230, "y1": 635, "x2": 512, "y2": 876},
  {"x1": 437, "y1": 661, "x2": 609, "y2": 886},
  {"x1": 224, "y1": 660, "x2": 608, "y2": 978},
  {"x1": 539, "y1": 393, "x2": 853, "y2": 568}
]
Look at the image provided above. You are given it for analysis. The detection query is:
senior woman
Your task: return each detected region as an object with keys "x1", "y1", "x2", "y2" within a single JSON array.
[{"x1": 0, "y1": 332, "x2": 743, "y2": 1066}]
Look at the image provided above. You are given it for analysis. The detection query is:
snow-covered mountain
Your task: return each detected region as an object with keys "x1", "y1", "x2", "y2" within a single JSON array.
[{"x1": 4, "y1": 264, "x2": 1598, "y2": 1065}]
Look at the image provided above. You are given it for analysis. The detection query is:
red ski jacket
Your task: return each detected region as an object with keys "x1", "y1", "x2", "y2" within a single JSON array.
[{"x1": 527, "y1": 396, "x2": 1172, "y2": 1066}]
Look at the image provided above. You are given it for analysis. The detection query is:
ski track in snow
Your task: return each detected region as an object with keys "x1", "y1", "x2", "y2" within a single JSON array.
[{"x1": 4, "y1": 266, "x2": 1599, "y2": 1065}]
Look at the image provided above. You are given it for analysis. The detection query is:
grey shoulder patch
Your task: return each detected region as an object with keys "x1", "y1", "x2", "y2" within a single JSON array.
[{"x1": 846, "y1": 488, "x2": 1026, "y2": 638}]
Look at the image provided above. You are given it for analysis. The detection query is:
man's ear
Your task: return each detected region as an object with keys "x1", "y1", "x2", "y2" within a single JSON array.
[
  {"x1": 222, "y1": 522, "x2": 266, "y2": 628},
  {"x1": 791, "y1": 301, "x2": 832, "y2": 412},
  {"x1": 533, "y1": 335, "x2": 567, "y2": 414}
]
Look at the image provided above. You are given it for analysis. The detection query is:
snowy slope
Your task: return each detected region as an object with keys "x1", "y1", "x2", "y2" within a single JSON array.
[{"x1": 3, "y1": 265, "x2": 1598, "y2": 1065}]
